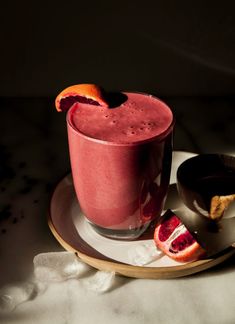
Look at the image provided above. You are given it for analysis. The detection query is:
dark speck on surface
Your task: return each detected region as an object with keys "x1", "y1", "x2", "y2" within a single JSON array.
[
  {"x1": 12, "y1": 217, "x2": 18, "y2": 224},
  {"x1": 20, "y1": 176, "x2": 39, "y2": 194},
  {"x1": 0, "y1": 205, "x2": 12, "y2": 221},
  {"x1": 0, "y1": 145, "x2": 15, "y2": 180}
]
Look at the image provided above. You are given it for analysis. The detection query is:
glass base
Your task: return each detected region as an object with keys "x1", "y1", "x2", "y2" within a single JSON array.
[{"x1": 87, "y1": 220, "x2": 151, "y2": 241}]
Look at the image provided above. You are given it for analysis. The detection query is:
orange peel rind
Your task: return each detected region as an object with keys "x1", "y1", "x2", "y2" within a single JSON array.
[{"x1": 55, "y1": 83, "x2": 109, "y2": 112}]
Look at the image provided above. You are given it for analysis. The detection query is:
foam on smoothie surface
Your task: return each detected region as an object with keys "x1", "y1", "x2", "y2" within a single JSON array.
[{"x1": 69, "y1": 92, "x2": 173, "y2": 143}]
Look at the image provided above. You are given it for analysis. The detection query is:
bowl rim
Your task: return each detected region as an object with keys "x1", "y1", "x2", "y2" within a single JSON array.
[{"x1": 176, "y1": 153, "x2": 235, "y2": 188}]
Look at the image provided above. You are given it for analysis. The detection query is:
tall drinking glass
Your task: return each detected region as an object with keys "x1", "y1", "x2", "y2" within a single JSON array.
[{"x1": 67, "y1": 92, "x2": 174, "y2": 240}]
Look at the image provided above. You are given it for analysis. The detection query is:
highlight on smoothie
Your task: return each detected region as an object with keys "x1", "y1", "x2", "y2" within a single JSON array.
[{"x1": 55, "y1": 83, "x2": 174, "y2": 241}]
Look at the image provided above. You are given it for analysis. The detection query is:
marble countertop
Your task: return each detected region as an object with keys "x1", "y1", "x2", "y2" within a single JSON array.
[{"x1": 1, "y1": 96, "x2": 235, "y2": 324}]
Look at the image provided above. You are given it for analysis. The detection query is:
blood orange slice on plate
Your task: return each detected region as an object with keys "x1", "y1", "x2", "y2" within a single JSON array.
[
  {"x1": 154, "y1": 210, "x2": 206, "y2": 263},
  {"x1": 55, "y1": 83, "x2": 109, "y2": 112}
]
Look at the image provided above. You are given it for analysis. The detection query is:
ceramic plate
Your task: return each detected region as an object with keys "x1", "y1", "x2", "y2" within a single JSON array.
[{"x1": 48, "y1": 151, "x2": 235, "y2": 279}]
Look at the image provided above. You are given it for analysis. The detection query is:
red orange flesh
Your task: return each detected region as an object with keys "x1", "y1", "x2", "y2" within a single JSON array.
[{"x1": 154, "y1": 211, "x2": 206, "y2": 263}]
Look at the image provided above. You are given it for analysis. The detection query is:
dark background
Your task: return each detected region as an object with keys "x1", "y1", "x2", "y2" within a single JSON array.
[
  {"x1": 0, "y1": 1, "x2": 235, "y2": 97},
  {"x1": 1, "y1": 0, "x2": 235, "y2": 298}
]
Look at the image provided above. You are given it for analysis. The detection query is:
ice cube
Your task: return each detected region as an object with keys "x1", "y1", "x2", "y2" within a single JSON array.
[
  {"x1": 33, "y1": 251, "x2": 91, "y2": 282},
  {"x1": 84, "y1": 270, "x2": 116, "y2": 294},
  {"x1": 0, "y1": 294, "x2": 14, "y2": 312},
  {"x1": 0, "y1": 282, "x2": 36, "y2": 312},
  {"x1": 128, "y1": 242, "x2": 163, "y2": 266}
]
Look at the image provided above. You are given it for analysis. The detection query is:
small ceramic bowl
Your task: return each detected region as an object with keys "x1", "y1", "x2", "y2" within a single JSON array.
[{"x1": 176, "y1": 154, "x2": 235, "y2": 218}]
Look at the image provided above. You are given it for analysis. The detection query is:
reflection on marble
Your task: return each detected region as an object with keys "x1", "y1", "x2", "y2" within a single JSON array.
[{"x1": 0, "y1": 97, "x2": 235, "y2": 324}]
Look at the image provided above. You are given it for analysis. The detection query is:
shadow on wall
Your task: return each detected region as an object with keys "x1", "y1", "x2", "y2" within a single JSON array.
[{"x1": 0, "y1": 1, "x2": 235, "y2": 96}]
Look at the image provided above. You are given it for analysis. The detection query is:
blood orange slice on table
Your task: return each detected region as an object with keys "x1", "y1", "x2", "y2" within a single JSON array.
[
  {"x1": 55, "y1": 84, "x2": 109, "y2": 112},
  {"x1": 154, "y1": 210, "x2": 206, "y2": 263}
]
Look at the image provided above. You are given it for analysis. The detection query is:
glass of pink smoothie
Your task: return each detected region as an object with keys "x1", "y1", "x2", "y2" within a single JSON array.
[{"x1": 67, "y1": 92, "x2": 174, "y2": 240}]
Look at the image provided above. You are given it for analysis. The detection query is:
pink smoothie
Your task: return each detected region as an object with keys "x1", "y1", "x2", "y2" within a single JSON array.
[{"x1": 67, "y1": 92, "x2": 174, "y2": 239}]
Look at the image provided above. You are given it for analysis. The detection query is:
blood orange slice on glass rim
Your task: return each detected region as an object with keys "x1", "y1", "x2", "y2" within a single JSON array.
[
  {"x1": 55, "y1": 84, "x2": 109, "y2": 112},
  {"x1": 154, "y1": 210, "x2": 206, "y2": 263}
]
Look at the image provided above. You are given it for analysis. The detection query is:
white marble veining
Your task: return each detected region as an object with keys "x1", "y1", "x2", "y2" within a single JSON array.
[{"x1": 0, "y1": 97, "x2": 235, "y2": 323}]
